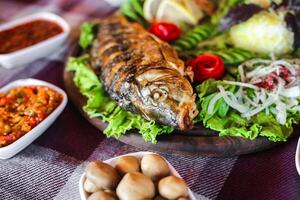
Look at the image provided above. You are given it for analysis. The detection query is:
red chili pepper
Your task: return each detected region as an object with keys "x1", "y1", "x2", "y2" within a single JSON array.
[
  {"x1": 149, "y1": 22, "x2": 181, "y2": 42},
  {"x1": 187, "y1": 54, "x2": 225, "y2": 83}
]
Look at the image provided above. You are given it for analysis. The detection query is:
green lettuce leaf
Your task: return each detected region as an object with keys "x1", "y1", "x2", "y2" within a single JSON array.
[
  {"x1": 121, "y1": 0, "x2": 149, "y2": 28},
  {"x1": 79, "y1": 22, "x2": 95, "y2": 49},
  {"x1": 196, "y1": 79, "x2": 300, "y2": 142},
  {"x1": 67, "y1": 56, "x2": 174, "y2": 143}
]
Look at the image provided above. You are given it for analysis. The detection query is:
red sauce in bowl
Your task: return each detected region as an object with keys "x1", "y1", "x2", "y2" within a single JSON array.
[{"x1": 0, "y1": 19, "x2": 63, "y2": 54}]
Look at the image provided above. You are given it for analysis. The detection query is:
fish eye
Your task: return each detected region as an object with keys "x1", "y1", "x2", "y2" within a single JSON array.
[
  {"x1": 153, "y1": 92, "x2": 161, "y2": 100},
  {"x1": 149, "y1": 85, "x2": 169, "y2": 103},
  {"x1": 152, "y1": 89, "x2": 168, "y2": 102}
]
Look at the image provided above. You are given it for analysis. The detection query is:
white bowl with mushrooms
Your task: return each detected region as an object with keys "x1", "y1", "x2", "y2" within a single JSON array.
[{"x1": 79, "y1": 151, "x2": 196, "y2": 200}]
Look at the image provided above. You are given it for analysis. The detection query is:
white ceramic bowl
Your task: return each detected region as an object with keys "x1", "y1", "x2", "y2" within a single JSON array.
[
  {"x1": 296, "y1": 137, "x2": 300, "y2": 175},
  {"x1": 0, "y1": 79, "x2": 68, "y2": 159},
  {"x1": 0, "y1": 12, "x2": 70, "y2": 69},
  {"x1": 79, "y1": 151, "x2": 196, "y2": 200}
]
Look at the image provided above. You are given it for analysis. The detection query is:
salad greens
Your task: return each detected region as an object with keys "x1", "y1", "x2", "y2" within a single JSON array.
[
  {"x1": 196, "y1": 80, "x2": 300, "y2": 142},
  {"x1": 121, "y1": 0, "x2": 148, "y2": 27},
  {"x1": 67, "y1": 56, "x2": 173, "y2": 143},
  {"x1": 180, "y1": 47, "x2": 259, "y2": 66},
  {"x1": 173, "y1": 24, "x2": 217, "y2": 51},
  {"x1": 79, "y1": 22, "x2": 95, "y2": 49}
]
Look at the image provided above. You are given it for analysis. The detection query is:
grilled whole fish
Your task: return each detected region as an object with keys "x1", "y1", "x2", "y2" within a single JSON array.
[{"x1": 90, "y1": 16, "x2": 198, "y2": 130}]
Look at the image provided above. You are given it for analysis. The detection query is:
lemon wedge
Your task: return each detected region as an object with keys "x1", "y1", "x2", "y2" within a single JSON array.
[
  {"x1": 143, "y1": 0, "x2": 163, "y2": 21},
  {"x1": 182, "y1": 0, "x2": 204, "y2": 20},
  {"x1": 156, "y1": 0, "x2": 198, "y2": 25}
]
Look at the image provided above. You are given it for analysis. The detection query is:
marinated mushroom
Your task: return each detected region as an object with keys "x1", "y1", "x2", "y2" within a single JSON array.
[
  {"x1": 87, "y1": 190, "x2": 118, "y2": 200},
  {"x1": 141, "y1": 154, "x2": 170, "y2": 181},
  {"x1": 84, "y1": 178, "x2": 101, "y2": 193},
  {"x1": 158, "y1": 176, "x2": 188, "y2": 200},
  {"x1": 85, "y1": 161, "x2": 120, "y2": 190},
  {"x1": 115, "y1": 156, "x2": 140, "y2": 175},
  {"x1": 116, "y1": 172, "x2": 155, "y2": 200}
]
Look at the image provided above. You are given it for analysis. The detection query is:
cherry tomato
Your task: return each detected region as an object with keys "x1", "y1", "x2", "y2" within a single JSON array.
[
  {"x1": 187, "y1": 54, "x2": 225, "y2": 83},
  {"x1": 149, "y1": 22, "x2": 181, "y2": 42}
]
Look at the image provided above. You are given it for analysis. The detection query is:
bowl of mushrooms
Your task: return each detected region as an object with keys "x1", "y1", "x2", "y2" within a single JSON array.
[{"x1": 79, "y1": 151, "x2": 196, "y2": 200}]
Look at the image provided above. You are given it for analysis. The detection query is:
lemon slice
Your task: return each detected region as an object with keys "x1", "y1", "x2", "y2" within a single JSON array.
[
  {"x1": 156, "y1": 0, "x2": 198, "y2": 25},
  {"x1": 143, "y1": 0, "x2": 163, "y2": 21},
  {"x1": 181, "y1": 0, "x2": 204, "y2": 21}
]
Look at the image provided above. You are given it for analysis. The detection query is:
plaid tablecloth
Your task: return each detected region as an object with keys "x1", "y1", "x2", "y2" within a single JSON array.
[{"x1": 0, "y1": 1, "x2": 299, "y2": 199}]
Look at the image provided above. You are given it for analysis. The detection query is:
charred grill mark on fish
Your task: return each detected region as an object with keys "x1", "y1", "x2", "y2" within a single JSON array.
[
  {"x1": 90, "y1": 16, "x2": 198, "y2": 130},
  {"x1": 101, "y1": 45, "x2": 128, "y2": 58},
  {"x1": 104, "y1": 53, "x2": 133, "y2": 88}
]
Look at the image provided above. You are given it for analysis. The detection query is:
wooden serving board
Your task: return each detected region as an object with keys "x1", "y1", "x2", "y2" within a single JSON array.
[{"x1": 63, "y1": 45, "x2": 286, "y2": 157}]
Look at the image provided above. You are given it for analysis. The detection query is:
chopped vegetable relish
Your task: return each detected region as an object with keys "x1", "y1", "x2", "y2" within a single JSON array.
[{"x1": 0, "y1": 86, "x2": 62, "y2": 147}]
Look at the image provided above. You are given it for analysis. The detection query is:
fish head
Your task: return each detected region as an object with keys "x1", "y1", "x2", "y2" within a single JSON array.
[{"x1": 135, "y1": 68, "x2": 199, "y2": 130}]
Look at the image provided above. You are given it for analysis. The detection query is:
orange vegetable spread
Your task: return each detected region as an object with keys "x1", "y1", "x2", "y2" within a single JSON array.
[{"x1": 0, "y1": 86, "x2": 62, "y2": 147}]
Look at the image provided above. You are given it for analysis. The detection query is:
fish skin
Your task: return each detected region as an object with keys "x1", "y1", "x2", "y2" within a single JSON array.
[{"x1": 90, "y1": 15, "x2": 198, "y2": 130}]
